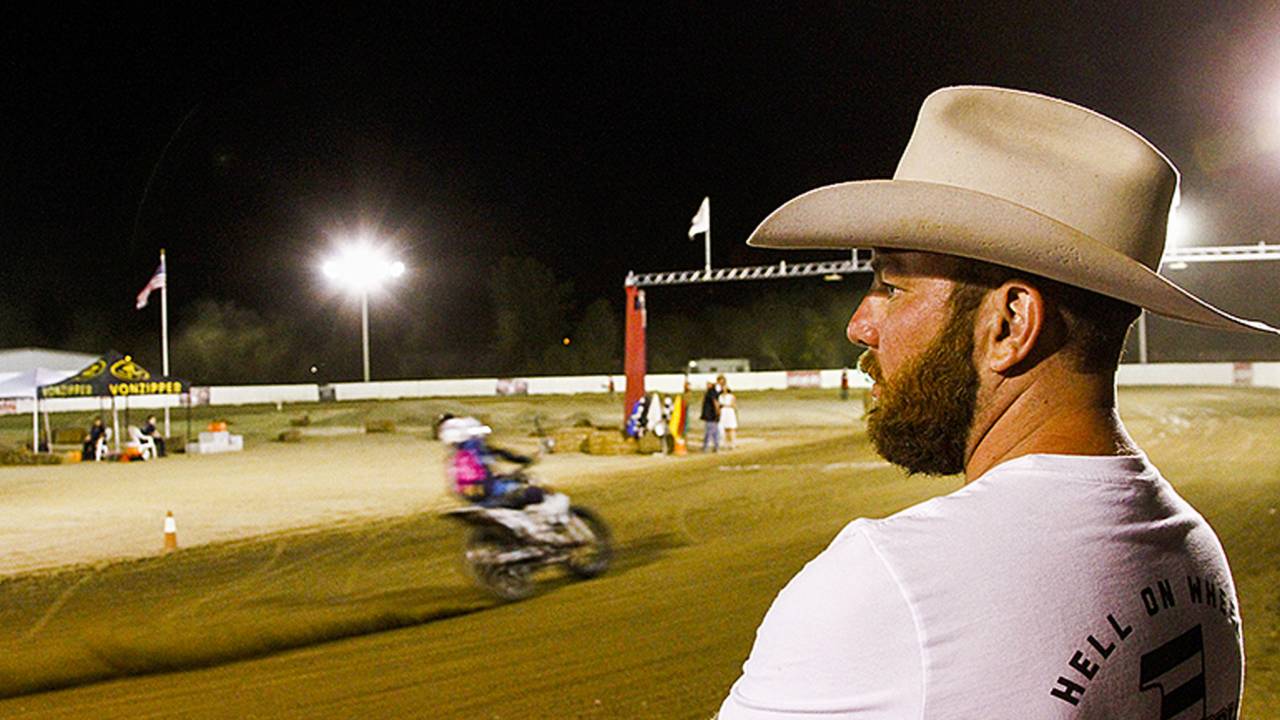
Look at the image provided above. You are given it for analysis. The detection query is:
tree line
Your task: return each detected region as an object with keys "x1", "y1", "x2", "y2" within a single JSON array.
[
  {"x1": 4, "y1": 256, "x2": 867, "y2": 384},
  {"x1": 10, "y1": 255, "x2": 1277, "y2": 385}
]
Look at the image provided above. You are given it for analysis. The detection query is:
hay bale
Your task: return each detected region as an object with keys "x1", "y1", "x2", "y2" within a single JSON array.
[
  {"x1": 277, "y1": 429, "x2": 303, "y2": 443},
  {"x1": 54, "y1": 428, "x2": 83, "y2": 444},
  {"x1": 637, "y1": 433, "x2": 665, "y2": 454},
  {"x1": 365, "y1": 419, "x2": 396, "y2": 433},
  {"x1": 0, "y1": 447, "x2": 63, "y2": 465},
  {"x1": 549, "y1": 427, "x2": 593, "y2": 453},
  {"x1": 585, "y1": 430, "x2": 638, "y2": 456},
  {"x1": 289, "y1": 414, "x2": 312, "y2": 427}
]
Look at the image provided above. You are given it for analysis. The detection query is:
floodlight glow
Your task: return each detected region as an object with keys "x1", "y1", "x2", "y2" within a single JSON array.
[
  {"x1": 1166, "y1": 206, "x2": 1194, "y2": 248},
  {"x1": 321, "y1": 245, "x2": 406, "y2": 293},
  {"x1": 318, "y1": 242, "x2": 408, "y2": 383}
]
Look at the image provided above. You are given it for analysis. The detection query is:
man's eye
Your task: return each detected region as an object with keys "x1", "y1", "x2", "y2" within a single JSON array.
[{"x1": 869, "y1": 275, "x2": 902, "y2": 298}]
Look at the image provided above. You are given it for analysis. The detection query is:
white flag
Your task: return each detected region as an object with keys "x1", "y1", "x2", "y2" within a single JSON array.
[
  {"x1": 135, "y1": 259, "x2": 166, "y2": 310},
  {"x1": 688, "y1": 196, "x2": 710, "y2": 239}
]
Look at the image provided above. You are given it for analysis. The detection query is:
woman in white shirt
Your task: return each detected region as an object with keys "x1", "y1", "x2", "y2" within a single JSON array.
[{"x1": 719, "y1": 387, "x2": 738, "y2": 449}]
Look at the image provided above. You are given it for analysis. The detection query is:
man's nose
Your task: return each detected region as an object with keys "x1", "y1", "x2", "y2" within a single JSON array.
[{"x1": 847, "y1": 300, "x2": 878, "y2": 348}]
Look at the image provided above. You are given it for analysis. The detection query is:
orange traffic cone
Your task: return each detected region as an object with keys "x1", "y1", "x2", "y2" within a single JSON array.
[
  {"x1": 673, "y1": 434, "x2": 687, "y2": 456},
  {"x1": 163, "y1": 511, "x2": 178, "y2": 552}
]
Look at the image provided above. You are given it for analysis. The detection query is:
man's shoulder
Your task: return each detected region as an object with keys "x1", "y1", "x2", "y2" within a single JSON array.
[
  {"x1": 844, "y1": 453, "x2": 1157, "y2": 556},
  {"x1": 723, "y1": 520, "x2": 925, "y2": 718},
  {"x1": 850, "y1": 453, "x2": 1208, "y2": 591}
]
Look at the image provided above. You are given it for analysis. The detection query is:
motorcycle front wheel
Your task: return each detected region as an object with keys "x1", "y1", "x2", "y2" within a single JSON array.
[
  {"x1": 564, "y1": 506, "x2": 613, "y2": 579},
  {"x1": 465, "y1": 527, "x2": 534, "y2": 601}
]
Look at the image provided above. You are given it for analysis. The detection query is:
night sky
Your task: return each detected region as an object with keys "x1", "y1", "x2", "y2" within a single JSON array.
[{"x1": 5, "y1": 3, "x2": 1279, "y2": 377}]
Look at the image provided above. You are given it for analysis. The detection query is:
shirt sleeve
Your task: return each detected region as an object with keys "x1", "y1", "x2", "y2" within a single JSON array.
[
  {"x1": 490, "y1": 446, "x2": 532, "y2": 464},
  {"x1": 718, "y1": 522, "x2": 923, "y2": 720}
]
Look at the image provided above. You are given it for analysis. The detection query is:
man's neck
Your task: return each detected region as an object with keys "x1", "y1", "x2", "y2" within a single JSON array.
[{"x1": 963, "y1": 370, "x2": 1138, "y2": 484}]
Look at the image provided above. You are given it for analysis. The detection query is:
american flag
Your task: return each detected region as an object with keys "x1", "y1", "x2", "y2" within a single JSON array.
[{"x1": 135, "y1": 259, "x2": 166, "y2": 310}]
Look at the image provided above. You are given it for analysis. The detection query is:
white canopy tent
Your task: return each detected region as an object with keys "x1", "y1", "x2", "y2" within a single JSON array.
[
  {"x1": 0, "y1": 349, "x2": 99, "y2": 452},
  {"x1": 0, "y1": 348, "x2": 100, "y2": 374}
]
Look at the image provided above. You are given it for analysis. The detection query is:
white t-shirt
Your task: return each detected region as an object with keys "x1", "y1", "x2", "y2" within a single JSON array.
[{"x1": 719, "y1": 454, "x2": 1243, "y2": 719}]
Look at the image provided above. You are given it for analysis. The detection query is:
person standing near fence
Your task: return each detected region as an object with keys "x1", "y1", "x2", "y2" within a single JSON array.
[
  {"x1": 718, "y1": 384, "x2": 739, "y2": 450},
  {"x1": 699, "y1": 381, "x2": 720, "y2": 453}
]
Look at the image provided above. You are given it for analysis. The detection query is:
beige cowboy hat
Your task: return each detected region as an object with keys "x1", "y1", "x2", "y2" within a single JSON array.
[{"x1": 748, "y1": 85, "x2": 1279, "y2": 335}]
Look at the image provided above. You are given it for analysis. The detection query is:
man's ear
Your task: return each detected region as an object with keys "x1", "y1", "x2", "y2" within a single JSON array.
[{"x1": 976, "y1": 281, "x2": 1045, "y2": 374}]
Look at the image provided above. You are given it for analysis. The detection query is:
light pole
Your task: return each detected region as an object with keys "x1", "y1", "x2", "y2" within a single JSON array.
[
  {"x1": 322, "y1": 245, "x2": 405, "y2": 382},
  {"x1": 1139, "y1": 206, "x2": 1195, "y2": 364},
  {"x1": 360, "y1": 288, "x2": 371, "y2": 382}
]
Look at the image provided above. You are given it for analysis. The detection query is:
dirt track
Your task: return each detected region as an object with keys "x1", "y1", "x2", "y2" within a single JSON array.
[
  {"x1": 0, "y1": 390, "x2": 861, "y2": 575},
  {"x1": 0, "y1": 389, "x2": 1275, "y2": 718},
  {"x1": 0, "y1": 432, "x2": 704, "y2": 576}
]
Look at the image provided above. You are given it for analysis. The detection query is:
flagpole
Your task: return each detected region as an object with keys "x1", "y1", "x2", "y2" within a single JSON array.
[{"x1": 160, "y1": 248, "x2": 171, "y2": 437}]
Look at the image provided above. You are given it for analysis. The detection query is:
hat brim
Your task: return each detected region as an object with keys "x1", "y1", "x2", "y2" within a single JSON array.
[{"x1": 748, "y1": 180, "x2": 1279, "y2": 335}]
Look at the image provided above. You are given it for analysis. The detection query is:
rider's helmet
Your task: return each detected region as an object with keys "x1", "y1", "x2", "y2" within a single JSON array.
[{"x1": 438, "y1": 416, "x2": 492, "y2": 445}]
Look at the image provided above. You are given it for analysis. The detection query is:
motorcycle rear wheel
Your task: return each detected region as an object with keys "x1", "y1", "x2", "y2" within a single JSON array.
[
  {"x1": 465, "y1": 527, "x2": 534, "y2": 601},
  {"x1": 564, "y1": 506, "x2": 613, "y2": 579}
]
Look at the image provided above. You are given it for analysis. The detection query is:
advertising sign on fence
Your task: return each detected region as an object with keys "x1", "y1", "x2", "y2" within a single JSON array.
[
  {"x1": 785, "y1": 370, "x2": 822, "y2": 389},
  {"x1": 1233, "y1": 362, "x2": 1254, "y2": 386},
  {"x1": 496, "y1": 379, "x2": 529, "y2": 396}
]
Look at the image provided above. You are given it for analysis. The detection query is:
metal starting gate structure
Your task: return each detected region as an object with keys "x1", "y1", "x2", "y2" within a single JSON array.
[{"x1": 621, "y1": 243, "x2": 1280, "y2": 418}]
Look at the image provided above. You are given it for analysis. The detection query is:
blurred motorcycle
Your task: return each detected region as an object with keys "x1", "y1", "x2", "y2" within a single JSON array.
[{"x1": 441, "y1": 482, "x2": 613, "y2": 601}]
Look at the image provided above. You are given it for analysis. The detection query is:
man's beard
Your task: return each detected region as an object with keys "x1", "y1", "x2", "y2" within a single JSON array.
[{"x1": 858, "y1": 304, "x2": 980, "y2": 476}]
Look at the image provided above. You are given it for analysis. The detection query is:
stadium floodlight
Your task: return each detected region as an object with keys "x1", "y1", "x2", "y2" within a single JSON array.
[
  {"x1": 321, "y1": 244, "x2": 406, "y2": 382},
  {"x1": 1166, "y1": 205, "x2": 1194, "y2": 250},
  {"x1": 1162, "y1": 205, "x2": 1195, "y2": 272}
]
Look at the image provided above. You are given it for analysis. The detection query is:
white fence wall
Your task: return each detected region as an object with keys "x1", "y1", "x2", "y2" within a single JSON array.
[
  {"x1": 7, "y1": 362, "x2": 1277, "y2": 417},
  {"x1": 648, "y1": 370, "x2": 872, "y2": 393},
  {"x1": 1117, "y1": 363, "x2": 1233, "y2": 386},
  {"x1": 1116, "y1": 362, "x2": 1280, "y2": 387},
  {"x1": 290, "y1": 361, "x2": 1280, "y2": 404},
  {"x1": 1254, "y1": 362, "x2": 1280, "y2": 388},
  {"x1": 207, "y1": 384, "x2": 320, "y2": 405},
  {"x1": 525, "y1": 375, "x2": 617, "y2": 395},
  {"x1": 8, "y1": 384, "x2": 320, "y2": 415},
  {"x1": 331, "y1": 378, "x2": 502, "y2": 401},
  {"x1": 29, "y1": 395, "x2": 177, "y2": 414}
]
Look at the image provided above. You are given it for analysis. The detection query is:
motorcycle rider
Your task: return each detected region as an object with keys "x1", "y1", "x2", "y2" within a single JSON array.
[{"x1": 437, "y1": 416, "x2": 546, "y2": 509}]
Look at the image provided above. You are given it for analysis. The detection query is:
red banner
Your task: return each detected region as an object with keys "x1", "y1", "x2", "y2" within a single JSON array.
[{"x1": 624, "y1": 284, "x2": 647, "y2": 420}]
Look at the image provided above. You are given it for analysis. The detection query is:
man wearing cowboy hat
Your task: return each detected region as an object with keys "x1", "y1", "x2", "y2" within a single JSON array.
[{"x1": 718, "y1": 87, "x2": 1276, "y2": 719}]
